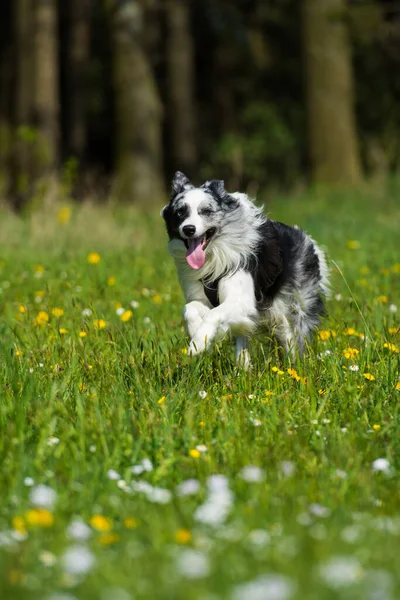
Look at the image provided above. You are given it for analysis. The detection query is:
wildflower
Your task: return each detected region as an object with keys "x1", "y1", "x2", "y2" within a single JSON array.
[
  {"x1": 24, "y1": 477, "x2": 34, "y2": 487},
  {"x1": 19, "y1": 304, "x2": 26, "y2": 313},
  {"x1": 67, "y1": 519, "x2": 92, "y2": 541},
  {"x1": 199, "y1": 421, "x2": 206, "y2": 427},
  {"x1": 131, "y1": 458, "x2": 153, "y2": 475},
  {"x1": 343, "y1": 347, "x2": 359, "y2": 359},
  {"x1": 62, "y1": 545, "x2": 95, "y2": 575},
  {"x1": 377, "y1": 295, "x2": 388, "y2": 303},
  {"x1": 88, "y1": 252, "x2": 101, "y2": 264},
  {"x1": 147, "y1": 487, "x2": 172, "y2": 504},
  {"x1": 176, "y1": 479, "x2": 200, "y2": 497},
  {"x1": 107, "y1": 276, "x2": 116, "y2": 286},
  {"x1": 175, "y1": 529, "x2": 192, "y2": 544},
  {"x1": 116, "y1": 307, "x2": 125, "y2": 316},
  {"x1": 318, "y1": 330, "x2": 331, "y2": 341},
  {"x1": 189, "y1": 449, "x2": 201, "y2": 459},
  {"x1": 248, "y1": 394, "x2": 255, "y2": 399},
  {"x1": 389, "y1": 326, "x2": 399, "y2": 334},
  {"x1": 82, "y1": 308, "x2": 92, "y2": 317},
  {"x1": 232, "y1": 574, "x2": 295, "y2": 600},
  {"x1": 363, "y1": 373, "x2": 375, "y2": 381},
  {"x1": 34, "y1": 311, "x2": 49, "y2": 326},
  {"x1": 47, "y1": 436, "x2": 60, "y2": 446},
  {"x1": 79, "y1": 331, "x2": 87, "y2": 338},
  {"x1": 335, "y1": 293, "x2": 342, "y2": 301},
  {"x1": 372, "y1": 424, "x2": 381, "y2": 431},
  {"x1": 143, "y1": 316, "x2": 151, "y2": 324},
  {"x1": 359, "y1": 266, "x2": 370, "y2": 275},
  {"x1": 349, "y1": 364, "x2": 359, "y2": 372},
  {"x1": 344, "y1": 327, "x2": 357, "y2": 336},
  {"x1": 157, "y1": 395, "x2": 166, "y2": 405},
  {"x1": 318, "y1": 389, "x2": 326, "y2": 395},
  {"x1": 383, "y1": 342, "x2": 399, "y2": 353},
  {"x1": 347, "y1": 240, "x2": 360, "y2": 250},
  {"x1": 389, "y1": 304, "x2": 397, "y2": 312},
  {"x1": 152, "y1": 295, "x2": 162, "y2": 304},
  {"x1": 287, "y1": 368, "x2": 301, "y2": 382},
  {"x1": 239, "y1": 466, "x2": 265, "y2": 483},
  {"x1": 121, "y1": 310, "x2": 132, "y2": 322},
  {"x1": 99, "y1": 533, "x2": 120, "y2": 545},
  {"x1": 57, "y1": 206, "x2": 72, "y2": 224},
  {"x1": 319, "y1": 556, "x2": 362, "y2": 588},
  {"x1": 59, "y1": 328, "x2": 68, "y2": 335},
  {"x1": 93, "y1": 319, "x2": 106, "y2": 329},
  {"x1": 372, "y1": 458, "x2": 390, "y2": 472},
  {"x1": 15, "y1": 349, "x2": 22, "y2": 357},
  {"x1": 177, "y1": 549, "x2": 210, "y2": 579},
  {"x1": 52, "y1": 307, "x2": 64, "y2": 317},
  {"x1": 124, "y1": 518, "x2": 138, "y2": 529},
  {"x1": 25, "y1": 508, "x2": 54, "y2": 527},
  {"x1": 89, "y1": 515, "x2": 112, "y2": 532},
  {"x1": 280, "y1": 461, "x2": 296, "y2": 478},
  {"x1": 198, "y1": 390, "x2": 207, "y2": 399},
  {"x1": 393, "y1": 263, "x2": 400, "y2": 273},
  {"x1": 107, "y1": 469, "x2": 120, "y2": 480},
  {"x1": 196, "y1": 444, "x2": 208, "y2": 453},
  {"x1": 34, "y1": 264, "x2": 45, "y2": 276},
  {"x1": 309, "y1": 503, "x2": 331, "y2": 518},
  {"x1": 29, "y1": 485, "x2": 57, "y2": 509},
  {"x1": 396, "y1": 382, "x2": 400, "y2": 391},
  {"x1": 250, "y1": 418, "x2": 262, "y2": 427},
  {"x1": 12, "y1": 516, "x2": 27, "y2": 536},
  {"x1": 131, "y1": 300, "x2": 139, "y2": 309}
]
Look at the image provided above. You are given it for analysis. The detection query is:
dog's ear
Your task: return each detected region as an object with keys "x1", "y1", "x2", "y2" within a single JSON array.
[
  {"x1": 171, "y1": 171, "x2": 193, "y2": 197},
  {"x1": 202, "y1": 179, "x2": 225, "y2": 199}
]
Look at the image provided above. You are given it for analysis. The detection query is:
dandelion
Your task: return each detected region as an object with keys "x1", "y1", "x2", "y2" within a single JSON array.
[
  {"x1": 177, "y1": 549, "x2": 210, "y2": 579},
  {"x1": 89, "y1": 515, "x2": 112, "y2": 532},
  {"x1": 124, "y1": 518, "x2": 138, "y2": 529},
  {"x1": 189, "y1": 449, "x2": 201, "y2": 459},
  {"x1": 344, "y1": 328, "x2": 358, "y2": 336},
  {"x1": 62, "y1": 545, "x2": 95, "y2": 575},
  {"x1": 349, "y1": 364, "x2": 359, "y2": 372},
  {"x1": 157, "y1": 395, "x2": 166, "y2": 405},
  {"x1": 383, "y1": 342, "x2": 399, "y2": 353},
  {"x1": 88, "y1": 252, "x2": 101, "y2": 264},
  {"x1": 372, "y1": 424, "x2": 381, "y2": 431},
  {"x1": 343, "y1": 347, "x2": 359, "y2": 359},
  {"x1": 318, "y1": 330, "x2": 331, "y2": 341},
  {"x1": 107, "y1": 276, "x2": 116, "y2": 286},
  {"x1": 79, "y1": 331, "x2": 87, "y2": 338},
  {"x1": 93, "y1": 319, "x2": 106, "y2": 329},
  {"x1": 372, "y1": 458, "x2": 390, "y2": 472},
  {"x1": 396, "y1": 382, "x2": 400, "y2": 391},
  {"x1": 58, "y1": 206, "x2": 72, "y2": 224},
  {"x1": 152, "y1": 295, "x2": 162, "y2": 304},
  {"x1": 29, "y1": 485, "x2": 57, "y2": 509},
  {"x1": 19, "y1": 304, "x2": 26, "y2": 313},
  {"x1": 34, "y1": 264, "x2": 45, "y2": 277},
  {"x1": 25, "y1": 508, "x2": 54, "y2": 527},
  {"x1": 52, "y1": 307, "x2": 64, "y2": 317},
  {"x1": 12, "y1": 516, "x2": 27, "y2": 536},
  {"x1": 198, "y1": 390, "x2": 207, "y2": 399},
  {"x1": 272, "y1": 366, "x2": 284, "y2": 375},
  {"x1": 34, "y1": 311, "x2": 49, "y2": 326},
  {"x1": 121, "y1": 310, "x2": 132, "y2": 322},
  {"x1": 99, "y1": 533, "x2": 120, "y2": 545},
  {"x1": 59, "y1": 328, "x2": 68, "y2": 335},
  {"x1": 363, "y1": 373, "x2": 375, "y2": 381},
  {"x1": 287, "y1": 368, "x2": 301, "y2": 382},
  {"x1": 347, "y1": 240, "x2": 360, "y2": 250},
  {"x1": 377, "y1": 295, "x2": 388, "y2": 303},
  {"x1": 15, "y1": 349, "x2": 22, "y2": 357},
  {"x1": 175, "y1": 529, "x2": 192, "y2": 544}
]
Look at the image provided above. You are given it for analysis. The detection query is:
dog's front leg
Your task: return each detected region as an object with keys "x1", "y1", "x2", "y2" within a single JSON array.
[
  {"x1": 235, "y1": 336, "x2": 252, "y2": 370},
  {"x1": 188, "y1": 270, "x2": 257, "y2": 356},
  {"x1": 183, "y1": 301, "x2": 211, "y2": 339}
]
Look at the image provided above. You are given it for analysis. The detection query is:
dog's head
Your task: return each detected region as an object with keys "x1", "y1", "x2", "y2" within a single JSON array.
[{"x1": 161, "y1": 171, "x2": 240, "y2": 270}]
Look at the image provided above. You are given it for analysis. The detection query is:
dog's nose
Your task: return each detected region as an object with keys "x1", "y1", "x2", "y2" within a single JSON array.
[{"x1": 182, "y1": 225, "x2": 196, "y2": 237}]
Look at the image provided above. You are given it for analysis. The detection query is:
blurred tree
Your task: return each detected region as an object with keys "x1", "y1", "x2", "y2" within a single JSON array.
[
  {"x1": 65, "y1": 0, "x2": 90, "y2": 168},
  {"x1": 165, "y1": 0, "x2": 197, "y2": 177},
  {"x1": 108, "y1": 0, "x2": 164, "y2": 204},
  {"x1": 0, "y1": 1, "x2": 13, "y2": 195},
  {"x1": 32, "y1": 0, "x2": 60, "y2": 185},
  {"x1": 11, "y1": 0, "x2": 34, "y2": 210},
  {"x1": 302, "y1": 0, "x2": 362, "y2": 184}
]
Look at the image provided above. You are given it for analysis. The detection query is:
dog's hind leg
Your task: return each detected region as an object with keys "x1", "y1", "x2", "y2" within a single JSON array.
[{"x1": 235, "y1": 336, "x2": 252, "y2": 370}]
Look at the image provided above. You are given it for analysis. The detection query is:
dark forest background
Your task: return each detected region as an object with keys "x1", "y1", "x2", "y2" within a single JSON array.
[{"x1": 0, "y1": 0, "x2": 399, "y2": 209}]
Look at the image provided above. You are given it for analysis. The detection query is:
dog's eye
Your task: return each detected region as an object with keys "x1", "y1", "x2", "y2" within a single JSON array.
[
  {"x1": 176, "y1": 209, "x2": 185, "y2": 218},
  {"x1": 201, "y1": 209, "x2": 213, "y2": 216}
]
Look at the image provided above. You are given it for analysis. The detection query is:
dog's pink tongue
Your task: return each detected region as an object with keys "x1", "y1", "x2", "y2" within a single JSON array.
[{"x1": 186, "y1": 237, "x2": 205, "y2": 269}]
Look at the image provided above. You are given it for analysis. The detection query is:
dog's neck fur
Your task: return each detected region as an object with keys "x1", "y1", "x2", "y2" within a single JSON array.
[{"x1": 169, "y1": 192, "x2": 266, "y2": 284}]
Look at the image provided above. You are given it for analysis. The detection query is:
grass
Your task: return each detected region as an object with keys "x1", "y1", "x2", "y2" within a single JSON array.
[{"x1": 0, "y1": 181, "x2": 399, "y2": 600}]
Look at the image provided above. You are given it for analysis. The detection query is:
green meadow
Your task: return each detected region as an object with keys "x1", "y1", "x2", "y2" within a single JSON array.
[{"x1": 0, "y1": 182, "x2": 399, "y2": 600}]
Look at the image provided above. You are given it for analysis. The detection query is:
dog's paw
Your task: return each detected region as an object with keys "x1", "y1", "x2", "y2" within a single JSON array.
[{"x1": 187, "y1": 338, "x2": 205, "y2": 356}]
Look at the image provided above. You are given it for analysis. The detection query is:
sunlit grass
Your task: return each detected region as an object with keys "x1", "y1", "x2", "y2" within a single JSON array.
[{"x1": 0, "y1": 182, "x2": 399, "y2": 599}]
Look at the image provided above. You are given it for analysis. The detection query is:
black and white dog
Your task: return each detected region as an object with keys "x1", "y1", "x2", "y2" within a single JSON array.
[{"x1": 162, "y1": 171, "x2": 329, "y2": 367}]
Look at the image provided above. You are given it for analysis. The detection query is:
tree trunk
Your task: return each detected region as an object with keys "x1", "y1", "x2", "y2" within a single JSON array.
[
  {"x1": 0, "y1": 1, "x2": 13, "y2": 197},
  {"x1": 32, "y1": 0, "x2": 60, "y2": 182},
  {"x1": 166, "y1": 0, "x2": 197, "y2": 177},
  {"x1": 11, "y1": 0, "x2": 34, "y2": 210},
  {"x1": 302, "y1": 0, "x2": 362, "y2": 184},
  {"x1": 110, "y1": 0, "x2": 164, "y2": 205},
  {"x1": 66, "y1": 0, "x2": 90, "y2": 165}
]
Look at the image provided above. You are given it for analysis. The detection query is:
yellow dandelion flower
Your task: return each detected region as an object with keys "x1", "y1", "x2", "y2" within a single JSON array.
[
  {"x1": 377, "y1": 295, "x2": 388, "y2": 303},
  {"x1": 107, "y1": 276, "x2": 116, "y2": 286},
  {"x1": 392, "y1": 263, "x2": 400, "y2": 274},
  {"x1": 25, "y1": 509, "x2": 54, "y2": 527},
  {"x1": 395, "y1": 381, "x2": 400, "y2": 390},
  {"x1": 35, "y1": 290, "x2": 45, "y2": 298},
  {"x1": 99, "y1": 532, "x2": 120, "y2": 545},
  {"x1": 264, "y1": 391, "x2": 274, "y2": 396},
  {"x1": 58, "y1": 206, "x2": 71, "y2": 224},
  {"x1": 34, "y1": 311, "x2": 49, "y2": 326},
  {"x1": 52, "y1": 307, "x2": 64, "y2": 317},
  {"x1": 12, "y1": 516, "x2": 27, "y2": 534},
  {"x1": 388, "y1": 327, "x2": 399, "y2": 335},
  {"x1": 359, "y1": 266, "x2": 370, "y2": 275},
  {"x1": 181, "y1": 347, "x2": 188, "y2": 355},
  {"x1": 383, "y1": 342, "x2": 399, "y2": 353},
  {"x1": 121, "y1": 310, "x2": 132, "y2": 322},
  {"x1": 15, "y1": 349, "x2": 22, "y2": 357},
  {"x1": 124, "y1": 517, "x2": 138, "y2": 529},
  {"x1": 343, "y1": 347, "x2": 360, "y2": 359},
  {"x1": 345, "y1": 327, "x2": 357, "y2": 336},
  {"x1": 189, "y1": 449, "x2": 200, "y2": 458},
  {"x1": 318, "y1": 389, "x2": 326, "y2": 395},
  {"x1": 318, "y1": 330, "x2": 331, "y2": 341},
  {"x1": 175, "y1": 529, "x2": 192, "y2": 544},
  {"x1": 347, "y1": 240, "x2": 360, "y2": 250},
  {"x1": 199, "y1": 421, "x2": 206, "y2": 427},
  {"x1": 59, "y1": 328, "x2": 68, "y2": 335},
  {"x1": 157, "y1": 395, "x2": 166, "y2": 405},
  {"x1": 89, "y1": 515, "x2": 112, "y2": 532},
  {"x1": 287, "y1": 368, "x2": 301, "y2": 382},
  {"x1": 372, "y1": 424, "x2": 381, "y2": 431},
  {"x1": 79, "y1": 331, "x2": 87, "y2": 338},
  {"x1": 19, "y1": 305, "x2": 26, "y2": 314},
  {"x1": 93, "y1": 319, "x2": 106, "y2": 329},
  {"x1": 34, "y1": 264, "x2": 45, "y2": 274},
  {"x1": 363, "y1": 373, "x2": 375, "y2": 381},
  {"x1": 88, "y1": 252, "x2": 101, "y2": 264},
  {"x1": 152, "y1": 295, "x2": 162, "y2": 304}
]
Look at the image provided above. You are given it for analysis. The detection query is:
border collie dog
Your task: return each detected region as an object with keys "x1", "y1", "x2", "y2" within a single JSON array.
[{"x1": 162, "y1": 171, "x2": 329, "y2": 367}]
